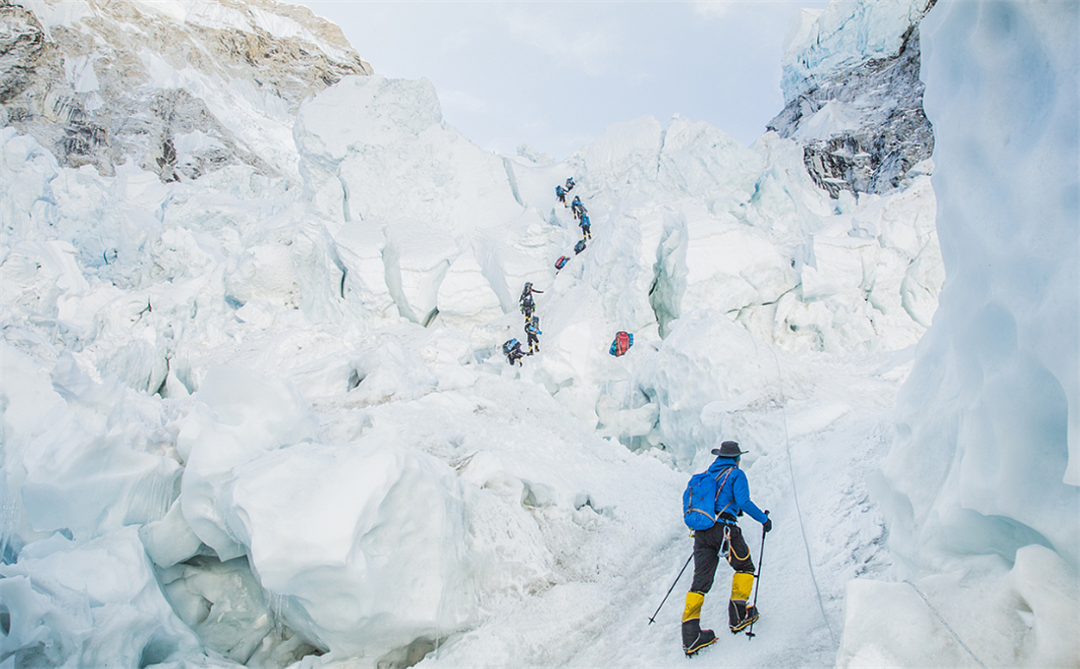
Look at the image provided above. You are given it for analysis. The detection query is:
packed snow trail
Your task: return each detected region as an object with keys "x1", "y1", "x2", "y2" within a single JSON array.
[
  {"x1": 767, "y1": 342, "x2": 840, "y2": 648},
  {"x1": 399, "y1": 350, "x2": 909, "y2": 668}
]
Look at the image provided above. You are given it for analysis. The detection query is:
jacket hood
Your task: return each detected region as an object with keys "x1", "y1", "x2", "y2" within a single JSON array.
[{"x1": 707, "y1": 456, "x2": 739, "y2": 473}]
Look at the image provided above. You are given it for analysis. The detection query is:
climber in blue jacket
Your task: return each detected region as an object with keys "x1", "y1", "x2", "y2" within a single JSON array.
[{"x1": 681, "y1": 440, "x2": 772, "y2": 656}]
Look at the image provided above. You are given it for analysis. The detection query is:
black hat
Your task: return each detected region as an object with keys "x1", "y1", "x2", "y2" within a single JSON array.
[{"x1": 711, "y1": 441, "x2": 747, "y2": 458}]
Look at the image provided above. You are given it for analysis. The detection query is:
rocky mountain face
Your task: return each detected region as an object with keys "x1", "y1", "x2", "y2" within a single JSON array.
[
  {"x1": 768, "y1": 0, "x2": 937, "y2": 198},
  {"x1": 0, "y1": 0, "x2": 371, "y2": 182}
]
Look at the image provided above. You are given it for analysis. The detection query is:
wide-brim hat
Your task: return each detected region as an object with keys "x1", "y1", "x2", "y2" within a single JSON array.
[{"x1": 711, "y1": 441, "x2": 747, "y2": 458}]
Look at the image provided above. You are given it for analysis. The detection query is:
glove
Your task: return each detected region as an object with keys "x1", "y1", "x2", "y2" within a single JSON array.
[{"x1": 762, "y1": 511, "x2": 772, "y2": 533}]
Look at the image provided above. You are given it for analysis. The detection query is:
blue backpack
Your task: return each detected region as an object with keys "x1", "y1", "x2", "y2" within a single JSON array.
[
  {"x1": 555, "y1": 255, "x2": 569, "y2": 270},
  {"x1": 682, "y1": 465, "x2": 736, "y2": 530}
]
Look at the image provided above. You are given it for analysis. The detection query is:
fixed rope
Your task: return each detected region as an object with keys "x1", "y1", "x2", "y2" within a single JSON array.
[
  {"x1": 906, "y1": 580, "x2": 989, "y2": 669},
  {"x1": 765, "y1": 343, "x2": 839, "y2": 647}
]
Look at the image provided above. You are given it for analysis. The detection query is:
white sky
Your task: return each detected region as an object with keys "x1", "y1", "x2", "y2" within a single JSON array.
[{"x1": 290, "y1": 1, "x2": 828, "y2": 160}]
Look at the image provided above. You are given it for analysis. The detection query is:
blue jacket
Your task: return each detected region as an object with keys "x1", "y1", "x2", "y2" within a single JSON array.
[{"x1": 708, "y1": 457, "x2": 768, "y2": 524}]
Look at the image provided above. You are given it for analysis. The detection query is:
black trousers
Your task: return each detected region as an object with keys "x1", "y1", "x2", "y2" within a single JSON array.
[{"x1": 689, "y1": 522, "x2": 755, "y2": 593}]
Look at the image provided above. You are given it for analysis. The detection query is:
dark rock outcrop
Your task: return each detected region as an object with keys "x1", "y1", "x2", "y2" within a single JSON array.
[
  {"x1": 0, "y1": 0, "x2": 372, "y2": 182},
  {"x1": 768, "y1": 16, "x2": 936, "y2": 198}
]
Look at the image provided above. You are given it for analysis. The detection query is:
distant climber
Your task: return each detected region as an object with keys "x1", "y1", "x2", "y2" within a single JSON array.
[
  {"x1": 564, "y1": 177, "x2": 575, "y2": 192},
  {"x1": 556, "y1": 184, "x2": 567, "y2": 205},
  {"x1": 574, "y1": 239, "x2": 586, "y2": 255},
  {"x1": 609, "y1": 331, "x2": 632, "y2": 356},
  {"x1": 579, "y1": 212, "x2": 592, "y2": 240},
  {"x1": 520, "y1": 282, "x2": 543, "y2": 322},
  {"x1": 571, "y1": 196, "x2": 585, "y2": 219},
  {"x1": 525, "y1": 315, "x2": 542, "y2": 355},
  {"x1": 520, "y1": 282, "x2": 543, "y2": 302},
  {"x1": 555, "y1": 255, "x2": 570, "y2": 271},
  {"x1": 503, "y1": 338, "x2": 525, "y2": 366},
  {"x1": 680, "y1": 440, "x2": 772, "y2": 657}
]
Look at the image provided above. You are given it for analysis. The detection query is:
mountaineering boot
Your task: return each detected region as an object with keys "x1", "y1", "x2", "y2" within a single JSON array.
[
  {"x1": 728, "y1": 572, "x2": 759, "y2": 633},
  {"x1": 729, "y1": 604, "x2": 759, "y2": 633},
  {"x1": 682, "y1": 621, "x2": 716, "y2": 657},
  {"x1": 681, "y1": 592, "x2": 717, "y2": 657}
]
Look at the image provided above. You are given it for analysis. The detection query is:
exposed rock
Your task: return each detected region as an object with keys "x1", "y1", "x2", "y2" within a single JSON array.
[
  {"x1": 768, "y1": 2, "x2": 937, "y2": 198},
  {"x1": 0, "y1": 0, "x2": 372, "y2": 182}
]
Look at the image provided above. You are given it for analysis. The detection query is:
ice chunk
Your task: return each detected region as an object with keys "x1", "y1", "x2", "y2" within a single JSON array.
[
  {"x1": 838, "y1": 547, "x2": 1078, "y2": 668},
  {"x1": 0, "y1": 528, "x2": 204, "y2": 668},
  {"x1": 635, "y1": 311, "x2": 776, "y2": 465},
  {"x1": 221, "y1": 437, "x2": 475, "y2": 659},
  {"x1": 18, "y1": 356, "x2": 179, "y2": 540},
  {"x1": 179, "y1": 365, "x2": 317, "y2": 561}
]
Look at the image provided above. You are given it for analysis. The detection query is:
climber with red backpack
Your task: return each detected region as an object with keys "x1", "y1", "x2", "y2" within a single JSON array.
[{"x1": 680, "y1": 440, "x2": 772, "y2": 656}]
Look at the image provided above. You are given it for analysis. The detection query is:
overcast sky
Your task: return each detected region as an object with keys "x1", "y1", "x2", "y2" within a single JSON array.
[{"x1": 291, "y1": 1, "x2": 828, "y2": 160}]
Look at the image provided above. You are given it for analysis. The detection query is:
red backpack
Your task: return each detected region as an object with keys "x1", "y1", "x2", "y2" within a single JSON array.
[{"x1": 610, "y1": 331, "x2": 633, "y2": 357}]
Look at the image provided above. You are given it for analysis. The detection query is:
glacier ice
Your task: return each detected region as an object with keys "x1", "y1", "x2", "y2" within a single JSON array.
[
  {"x1": 0, "y1": 0, "x2": 1002, "y2": 666},
  {"x1": 839, "y1": 1, "x2": 1080, "y2": 666}
]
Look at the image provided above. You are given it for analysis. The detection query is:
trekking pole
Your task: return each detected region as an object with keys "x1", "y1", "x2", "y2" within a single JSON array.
[
  {"x1": 648, "y1": 553, "x2": 693, "y2": 625},
  {"x1": 746, "y1": 511, "x2": 768, "y2": 639}
]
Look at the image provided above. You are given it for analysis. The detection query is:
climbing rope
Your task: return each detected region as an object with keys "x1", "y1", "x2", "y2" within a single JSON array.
[
  {"x1": 906, "y1": 580, "x2": 989, "y2": 669},
  {"x1": 765, "y1": 343, "x2": 839, "y2": 647},
  {"x1": 764, "y1": 341, "x2": 986, "y2": 665}
]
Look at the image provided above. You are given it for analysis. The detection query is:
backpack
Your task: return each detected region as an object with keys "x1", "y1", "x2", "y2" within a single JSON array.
[
  {"x1": 574, "y1": 240, "x2": 586, "y2": 254},
  {"x1": 503, "y1": 339, "x2": 518, "y2": 356},
  {"x1": 609, "y1": 331, "x2": 633, "y2": 356},
  {"x1": 555, "y1": 255, "x2": 569, "y2": 270},
  {"x1": 527, "y1": 315, "x2": 540, "y2": 333},
  {"x1": 682, "y1": 465, "x2": 736, "y2": 530}
]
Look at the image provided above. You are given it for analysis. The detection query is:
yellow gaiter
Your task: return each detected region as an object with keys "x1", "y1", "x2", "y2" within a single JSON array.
[
  {"x1": 731, "y1": 572, "x2": 754, "y2": 602},
  {"x1": 682, "y1": 591, "x2": 705, "y2": 622}
]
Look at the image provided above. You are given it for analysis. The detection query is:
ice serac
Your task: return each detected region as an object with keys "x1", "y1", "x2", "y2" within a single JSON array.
[
  {"x1": 768, "y1": 0, "x2": 937, "y2": 197},
  {"x1": 0, "y1": 0, "x2": 371, "y2": 183},
  {"x1": 0, "y1": 528, "x2": 204, "y2": 668},
  {"x1": 840, "y1": 2, "x2": 1079, "y2": 666}
]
